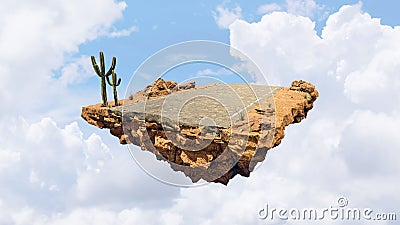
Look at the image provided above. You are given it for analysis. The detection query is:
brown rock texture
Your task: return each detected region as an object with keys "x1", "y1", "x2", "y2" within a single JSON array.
[
  {"x1": 128, "y1": 78, "x2": 196, "y2": 102},
  {"x1": 81, "y1": 79, "x2": 318, "y2": 185}
]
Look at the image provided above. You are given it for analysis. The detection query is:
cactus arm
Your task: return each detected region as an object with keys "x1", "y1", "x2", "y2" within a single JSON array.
[
  {"x1": 106, "y1": 75, "x2": 113, "y2": 86},
  {"x1": 100, "y1": 52, "x2": 105, "y2": 75},
  {"x1": 91, "y1": 56, "x2": 102, "y2": 76},
  {"x1": 106, "y1": 70, "x2": 121, "y2": 106},
  {"x1": 106, "y1": 57, "x2": 116, "y2": 76}
]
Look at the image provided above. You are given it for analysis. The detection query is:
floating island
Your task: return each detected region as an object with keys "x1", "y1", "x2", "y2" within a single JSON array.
[{"x1": 81, "y1": 78, "x2": 319, "y2": 185}]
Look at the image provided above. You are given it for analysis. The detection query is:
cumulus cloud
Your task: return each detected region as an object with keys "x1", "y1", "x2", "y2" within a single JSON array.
[
  {"x1": 286, "y1": 0, "x2": 323, "y2": 18},
  {"x1": 178, "y1": 3, "x2": 400, "y2": 224},
  {"x1": 196, "y1": 68, "x2": 233, "y2": 76},
  {"x1": 89, "y1": 5, "x2": 400, "y2": 223},
  {"x1": 0, "y1": 117, "x2": 179, "y2": 224},
  {"x1": 127, "y1": 3, "x2": 399, "y2": 224},
  {"x1": 1, "y1": 1, "x2": 400, "y2": 225},
  {"x1": 257, "y1": 3, "x2": 282, "y2": 15},
  {"x1": 0, "y1": 0, "x2": 127, "y2": 120},
  {"x1": 257, "y1": 0, "x2": 325, "y2": 20},
  {"x1": 107, "y1": 25, "x2": 139, "y2": 38},
  {"x1": 213, "y1": 5, "x2": 242, "y2": 29},
  {"x1": 70, "y1": 3, "x2": 400, "y2": 224},
  {"x1": 230, "y1": 12, "x2": 321, "y2": 85},
  {"x1": 340, "y1": 110, "x2": 400, "y2": 177},
  {"x1": 0, "y1": 2, "x2": 180, "y2": 223},
  {"x1": 58, "y1": 56, "x2": 94, "y2": 86}
]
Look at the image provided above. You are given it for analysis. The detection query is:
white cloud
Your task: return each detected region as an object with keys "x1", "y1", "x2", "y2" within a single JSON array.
[
  {"x1": 256, "y1": 0, "x2": 325, "y2": 20},
  {"x1": 107, "y1": 25, "x2": 139, "y2": 38},
  {"x1": 257, "y1": 3, "x2": 282, "y2": 15},
  {"x1": 0, "y1": 117, "x2": 179, "y2": 224},
  {"x1": 0, "y1": 0, "x2": 176, "y2": 224},
  {"x1": 0, "y1": 118, "x2": 86, "y2": 215},
  {"x1": 1, "y1": 1, "x2": 400, "y2": 225},
  {"x1": 230, "y1": 12, "x2": 320, "y2": 85},
  {"x1": 340, "y1": 110, "x2": 400, "y2": 175},
  {"x1": 158, "y1": 3, "x2": 400, "y2": 224},
  {"x1": 58, "y1": 56, "x2": 94, "y2": 86},
  {"x1": 0, "y1": 0, "x2": 127, "y2": 120},
  {"x1": 230, "y1": 3, "x2": 400, "y2": 102},
  {"x1": 4, "y1": 207, "x2": 158, "y2": 225},
  {"x1": 286, "y1": 0, "x2": 322, "y2": 18},
  {"x1": 213, "y1": 5, "x2": 242, "y2": 29},
  {"x1": 196, "y1": 68, "x2": 233, "y2": 76}
]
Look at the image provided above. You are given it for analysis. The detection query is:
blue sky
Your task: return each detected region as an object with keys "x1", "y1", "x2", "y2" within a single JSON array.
[
  {"x1": 75, "y1": 0, "x2": 400, "y2": 100},
  {"x1": 0, "y1": 0, "x2": 400, "y2": 224}
]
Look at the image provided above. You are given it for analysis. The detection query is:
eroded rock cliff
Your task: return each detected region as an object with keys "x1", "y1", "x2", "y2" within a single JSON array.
[{"x1": 81, "y1": 79, "x2": 319, "y2": 185}]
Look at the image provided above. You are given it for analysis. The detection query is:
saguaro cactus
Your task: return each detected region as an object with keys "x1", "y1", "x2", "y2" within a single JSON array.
[
  {"x1": 91, "y1": 52, "x2": 116, "y2": 106},
  {"x1": 106, "y1": 70, "x2": 122, "y2": 106}
]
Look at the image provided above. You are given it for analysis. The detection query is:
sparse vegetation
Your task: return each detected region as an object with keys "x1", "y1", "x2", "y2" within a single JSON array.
[
  {"x1": 91, "y1": 52, "x2": 116, "y2": 107},
  {"x1": 235, "y1": 107, "x2": 247, "y2": 121},
  {"x1": 107, "y1": 70, "x2": 122, "y2": 106}
]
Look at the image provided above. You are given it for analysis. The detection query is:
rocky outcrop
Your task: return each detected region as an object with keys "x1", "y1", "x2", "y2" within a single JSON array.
[
  {"x1": 128, "y1": 78, "x2": 196, "y2": 102},
  {"x1": 81, "y1": 79, "x2": 318, "y2": 185},
  {"x1": 273, "y1": 80, "x2": 319, "y2": 147}
]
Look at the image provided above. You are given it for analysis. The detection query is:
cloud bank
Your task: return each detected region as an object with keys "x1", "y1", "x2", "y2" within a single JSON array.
[
  {"x1": 0, "y1": 1, "x2": 399, "y2": 224},
  {"x1": 0, "y1": 0, "x2": 128, "y2": 121},
  {"x1": 213, "y1": 5, "x2": 243, "y2": 29}
]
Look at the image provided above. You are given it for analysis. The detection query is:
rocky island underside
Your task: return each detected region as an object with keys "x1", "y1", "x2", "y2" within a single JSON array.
[{"x1": 81, "y1": 79, "x2": 319, "y2": 185}]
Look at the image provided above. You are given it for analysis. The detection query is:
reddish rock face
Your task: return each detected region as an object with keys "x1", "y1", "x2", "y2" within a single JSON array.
[
  {"x1": 81, "y1": 80, "x2": 319, "y2": 185},
  {"x1": 148, "y1": 78, "x2": 178, "y2": 98},
  {"x1": 128, "y1": 78, "x2": 196, "y2": 103}
]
